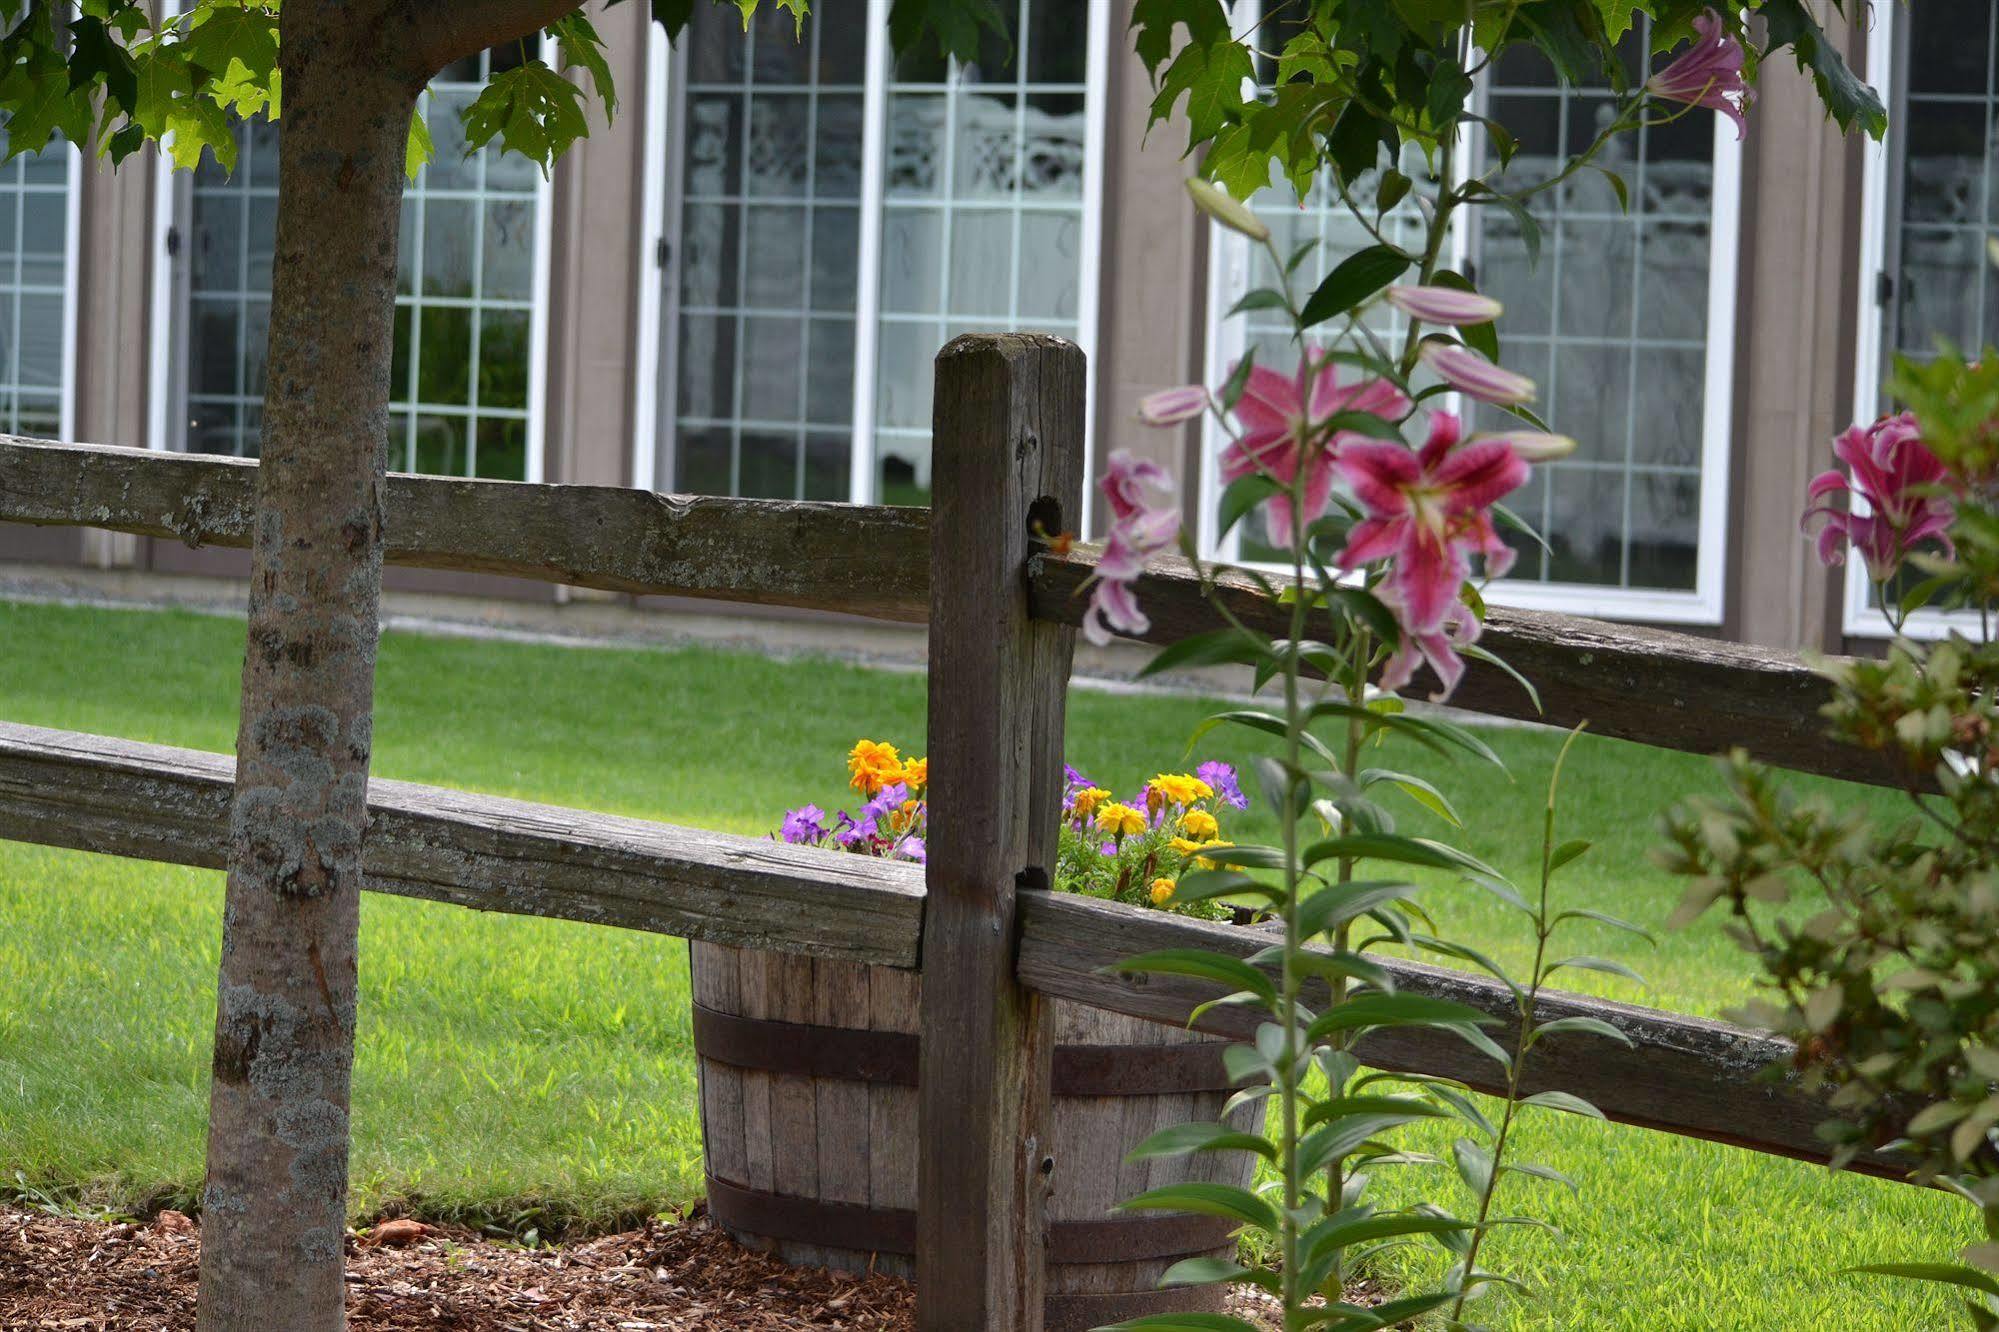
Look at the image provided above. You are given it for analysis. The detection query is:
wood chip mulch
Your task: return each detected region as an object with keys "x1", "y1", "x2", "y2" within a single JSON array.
[
  {"x1": 0, "y1": 1203, "x2": 1284, "y2": 1330},
  {"x1": 0, "y1": 1203, "x2": 916, "y2": 1330}
]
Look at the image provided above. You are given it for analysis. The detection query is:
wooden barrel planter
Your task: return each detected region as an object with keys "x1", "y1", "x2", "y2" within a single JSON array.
[{"x1": 690, "y1": 940, "x2": 1259, "y2": 1331}]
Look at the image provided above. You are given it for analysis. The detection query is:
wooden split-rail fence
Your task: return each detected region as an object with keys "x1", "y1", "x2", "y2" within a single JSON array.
[{"x1": 0, "y1": 334, "x2": 1918, "y2": 1329}]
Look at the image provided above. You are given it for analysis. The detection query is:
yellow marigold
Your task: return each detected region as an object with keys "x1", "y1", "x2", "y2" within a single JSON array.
[
  {"x1": 890, "y1": 798, "x2": 922, "y2": 834},
  {"x1": 1149, "y1": 878, "x2": 1176, "y2": 906},
  {"x1": 1169, "y1": 836, "x2": 1204, "y2": 858},
  {"x1": 896, "y1": 756, "x2": 929, "y2": 791},
  {"x1": 847, "y1": 739, "x2": 903, "y2": 794},
  {"x1": 1195, "y1": 839, "x2": 1235, "y2": 871},
  {"x1": 1179, "y1": 809, "x2": 1220, "y2": 840},
  {"x1": 1071, "y1": 786, "x2": 1111, "y2": 820},
  {"x1": 1096, "y1": 802, "x2": 1147, "y2": 839},
  {"x1": 1147, "y1": 773, "x2": 1214, "y2": 810}
]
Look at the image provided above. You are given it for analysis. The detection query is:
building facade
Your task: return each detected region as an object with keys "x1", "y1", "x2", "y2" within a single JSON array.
[{"x1": 0, "y1": 3, "x2": 1972, "y2": 655}]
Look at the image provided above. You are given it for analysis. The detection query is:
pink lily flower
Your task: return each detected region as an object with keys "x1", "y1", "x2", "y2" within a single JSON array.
[
  {"x1": 1378, "y1": 593, "x2": 1483, "y2": 703},
  {"x1": 1419, "y1": 342, "x2": 1537, "y2": 407},
  {"x1": 1336, "y1": 411, "x2": 1528, "y2": 637},
  {"x1": 1221, "y1": 355, "x2": 1411, "y2": 546},
  {"x1": 1084, "y1": 450, "x2": 1181, "y2": 646},
  {"x1": 1100, "y1": 449, "x2": 1175, "y2": 523},
  {"x1": 1386, "y1": 285, "x2": 1502, "y2": 327},
  {"x1": 1647, "y1": 10, "x2": 1750, "y2": 140},
  {"x1": 1801, "y1": 412, "x2": 1957, "y2": 581},
  {"x1": 1136, "y1": 384, "x2": 1209, "y2": 427}
]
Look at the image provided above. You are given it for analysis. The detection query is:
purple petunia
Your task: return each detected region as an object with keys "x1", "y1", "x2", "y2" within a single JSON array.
[
  {"x1": 1197, "y1": 761, "x2": 1249, "y2": 811},
  {"x1": 780, "y1": 804, "x2": 829, "y2": 845},
  {"x1": 861, "y1": 783, "x2": 909, "y2": 823},
  {"x1": 832, "y1": 810, "x2": 874, "y2": 849},
  {"x1": 895, "y1": 836, "x2": 926, "y2": 864}
]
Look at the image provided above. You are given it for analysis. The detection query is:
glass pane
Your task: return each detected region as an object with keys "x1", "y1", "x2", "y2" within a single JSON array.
[
  {"x1": 867, "y1": 0, "x2": 1093, "y2": 499},
  {"x1": 677, "y1": 426, "x2": 733, "y2": 494},
  {"x1": 1627, "y1": 471, "x2": 1700, "y2": 590},
  {"x1": 1887, "y1": 0, "x2": 1999, "y2": 398},
  {"x1": 171, "y1": 52, "x2": 545, "y2": 478},
  {"x1": 664, "y1": 5, "x2": 868, "y2": 497},
  {"x1": 1448, "y1": 13, "x2": 1722, "y2": 595},
  {"x1": 0, "y1": 133, "x2": 71, "y2": 437},
  {"x1": 1544, "y1": 466, "x2": 1626, "y2": 586}
]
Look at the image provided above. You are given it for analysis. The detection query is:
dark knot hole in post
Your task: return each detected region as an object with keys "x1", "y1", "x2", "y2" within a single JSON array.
[{"x1": 1025, "y1": 495, "x2": 1064, "y2": 547}]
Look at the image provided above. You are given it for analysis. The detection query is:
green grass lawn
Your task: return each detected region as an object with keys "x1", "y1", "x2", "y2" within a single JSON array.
[{"x1": 0, "y1": 598, "x2": 1972, "y2": 1327}]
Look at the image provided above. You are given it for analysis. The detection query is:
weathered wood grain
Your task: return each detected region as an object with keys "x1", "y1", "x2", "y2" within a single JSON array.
[
  {"x1": 1028, "y1": 549, "x2": 1908, "y2": 790},
  {"x1": 0, "y1": 720, "x2": 924, "y2": 967},
  {"x1": 918, "y1": 334, "x2": 1082, "y2": 1330},
  {"x1": 1016, "y1": 892, "x2": 1915, "y2": 1183},
  {"x1": 0, "y1": 437, "x2": 931, "y2": 621}
]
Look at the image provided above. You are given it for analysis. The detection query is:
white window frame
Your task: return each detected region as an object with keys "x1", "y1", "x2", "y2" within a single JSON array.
[
  {"x1": 1198, "y1": 62, "x2": 1741, "y2": 626},
  {"x1": 0, "y1": 139, "x2": 87, "y2": 445},
  {"x1": 145, "y1": 35, "x2": 556, "y2": 485},
  {"x1": 59, "y1": 144, "x2": 79, "y2": 444},
  {"x1": 632, "y1": 0, "x2": 1110, "y2": 505},
  {"x1": 51, "y1": 144, "x2": 80, "y2": 444},
  {"x1": 1847, "y1": 0, "x2": 1983, "y2": 642}
]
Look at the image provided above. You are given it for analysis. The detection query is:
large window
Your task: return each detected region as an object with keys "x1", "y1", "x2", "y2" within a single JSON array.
[
  {"x1": 150, "y1": 47, "x2": 551, "y2": 481},
  {"x1": 0, "y1": 133, "x2": 76, "y2": 442},
  {"x1": 638, "y1": 0, "x2": 1108, "y2": 504},
  {"x1": 1202, "y1": 16, "x2": 1739, "y2": 623},
  {"x1": 1851, "y1": 0, "x2": 1989, "y2": 636}
]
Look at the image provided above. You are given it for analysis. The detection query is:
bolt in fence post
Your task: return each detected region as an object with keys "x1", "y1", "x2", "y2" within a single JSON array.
[{"x1": 918, "y1": 333, "x2": 1085, "y2": 1330}]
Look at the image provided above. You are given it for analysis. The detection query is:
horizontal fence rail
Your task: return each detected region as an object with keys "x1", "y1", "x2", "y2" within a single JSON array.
[
  {"x1": 0, "y1": 721, "x2": 925, "y2": 967},
  {"x1": 0, "y1": 436, "x2": 1894, "y2": 790},
  {"x1": 0, "y1": 437, "x2": 932, "y2": 621},
  {"x1": 1028, "y1": 550, "x2": 1906, "y2": 791},
  {"x1": 0, "y1": 720, "x2": 1910, "y2": 1183},
  {"x1": 1018, "y1": 893, "x2": 1910, "y2": 1181}
]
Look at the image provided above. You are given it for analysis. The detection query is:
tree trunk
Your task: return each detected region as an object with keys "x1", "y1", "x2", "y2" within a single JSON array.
[
  {"x1": 193, "y1": 6, "x2": 416, "y2": 1328},
  {"x1": 183, "y1": 3, "x2": 603, "y2": 1325}
]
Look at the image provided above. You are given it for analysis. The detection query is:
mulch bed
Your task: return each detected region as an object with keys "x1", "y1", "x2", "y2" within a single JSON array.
[{"x1": 0, "y1": 1204, "x2": 1284, "y2": 1330}]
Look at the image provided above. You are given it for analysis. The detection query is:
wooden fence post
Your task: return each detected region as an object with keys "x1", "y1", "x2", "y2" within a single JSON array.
[{"x1": 919, "y1": 333, "x2": 1086, "y2": 1330}]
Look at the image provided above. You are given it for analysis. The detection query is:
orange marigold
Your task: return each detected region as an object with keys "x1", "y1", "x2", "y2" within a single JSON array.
[{"x1": 848, "y1": 739, "x2": 903, "y2": 794}]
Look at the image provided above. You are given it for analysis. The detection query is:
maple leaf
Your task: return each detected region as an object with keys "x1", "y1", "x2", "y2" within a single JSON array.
[
  {"x1": 0, "y1": 57, "x2": 92, "y2": 158},
  {"x1": 1129, "y1": 0, "x2": 1231, "y2": 81},
  {"x1": 1592, "y1": 0, "x2": 1642, "y2": 44},
  {"x1": 1761, "y1": 0, "x2": 1887, "y2": 137},
  {"x1": 126, "y1": 45, "x2": 194, "y2": 143},
  {"x1": 887, "y1": 0, "x2": 1008, "y2": 68},
  {"x1": 165, "y1": 96, "x2": 236, "y2": 173},
  {"x1": 1151, "y1": 33, "x2": 1254, "y2": 152},
  {"x1": 405, "y1": 107, "x2": 435, "y2": 181},
  {"x1": 67, "y1": 15, "x2": 140, "y2": 113},
  {"x1": 462, "y1": 62, "x2": 591, "y2": 179},
  {"x1": 548, "y1": 11, "x2": 617, "y2": 123},
  {"x1": 179, "y1": 4, "x2": 279, "y2": 96}
]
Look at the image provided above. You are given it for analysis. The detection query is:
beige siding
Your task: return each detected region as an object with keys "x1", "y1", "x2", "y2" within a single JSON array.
[
  {"x1": 1728, "y1": 9, "x2": 1867, "y2": 654},
  {"x1": 1090, "y1": 41, "x2": 1206, "y2": 534},
  {"x1": 546, "y1": 1, "x2": 651, "y2": 491}
]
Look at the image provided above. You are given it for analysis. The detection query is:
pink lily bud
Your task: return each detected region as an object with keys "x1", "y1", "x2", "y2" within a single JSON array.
[
  {"x1": 1419, "y1": 342, "x2": 1537, "y2": 407},
  {"x1": 1136, "y1": 385, "x2": 1209, "y2": 427},
  {"x1": 1185, "y1": 178, "x2": 1270, "y2": 243},
  {"x1": 1647, "y1": 11, "x2": 1749, "y2": 140},
  {"x1": 1470, "y1": 430, "x2": 1576, "y2": 461},
  {"x1": 1386, "y1": 285, "x2": 1503, "y2": 327}
]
